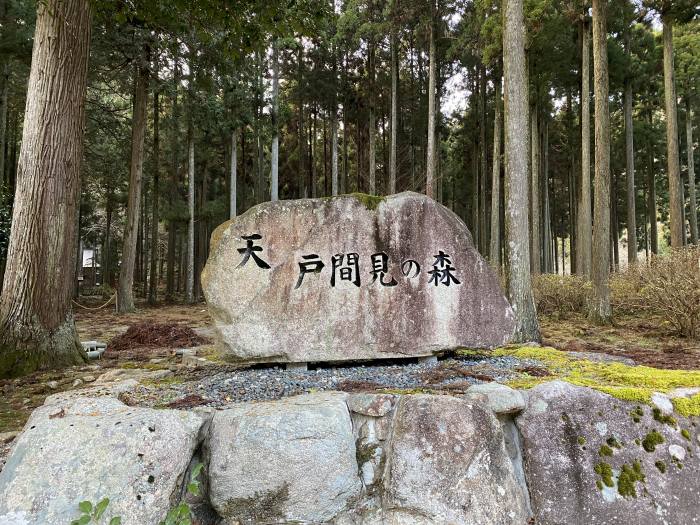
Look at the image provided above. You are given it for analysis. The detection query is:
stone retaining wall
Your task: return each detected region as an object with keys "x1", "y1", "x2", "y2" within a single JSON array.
[{"x1": 0, "y1": 381, "x2": 698, "y2": 524}]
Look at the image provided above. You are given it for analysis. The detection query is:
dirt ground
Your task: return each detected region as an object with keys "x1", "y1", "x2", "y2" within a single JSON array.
[
  {"x1": 540, "y1": 312, "x2": 700, "y2": 370},
  {"x1": 74, "y1": 300, "x2": 212, "y2": 342}
]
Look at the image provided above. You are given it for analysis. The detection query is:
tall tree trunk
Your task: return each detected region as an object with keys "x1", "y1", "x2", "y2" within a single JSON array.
[
  {"x1": 624, "y1": 79, "x2": 637, "y2": 264},
  {"x1": 577, "y1": 19, "x2": 592, "y2": 277},
  {"x1": 270, "y1": 37, "x2": 280, "y2": 201},
  {"x1": 186, "y1": 127, "x2": 195, "y2": 303},
  {"x1": 530, "y1": 103, "x2": 541, "y2": 274},
  {"x1": 624, "y1": 31, "x2": 637, "y2": 264},
  {"x1": 0, "y1": 0, "x2": 91, "y2": 377},
  {"x1": 0, "y1": 63, "x2": 8, "y2": 193},
  {"x1": 117, "y1": 57, "x2": 150, "y2": 314},
  {"x1": 479, "y1": 66, "x2": 488, "y2": 254},
  {"x1": 543, "y1": 120, "x2": 552, "y2": 273},
  {"x1": 662, "y1": 15, "x2": 684, "y2": 248},
  {"x1": 148, "y1": 79, "x2": 160, "y2": 304},
  {"x1": 368, "y1": 41, "x2": 376, "y2": 195},
  {"x1": 503, "y1": 0, "x2": 540, "y2": 343},
  {"x1": 686, "y1": 99, "x2": 698, "y2": 244},
  {"x1": 489, "y1": 74, "x2": 502, "y2": 267},
  {"x1": 647, "y1": 108, "x2": 658, "y2": 254},
  {"x1": 297, "y1": 46, "x2": 306, "y2": 197},
  {"x1": 166, "y1": 50, "x2": 179, "y2": 301},
  {"x1": 255, "y1": 48, "x2": 264, "y2": 203},
  {"x1": 389, "y1": 20, "x2": 398, "y2": 194},
  {"x1": 103, "y1": 195, "x2": 113, "y2": 286},
  {"x1": 331, "y1": 98, "x2": 339, "y2": 196},
  {"x1": 589, "y1": 0, "x2": 611, "y2": 324},
  {"x1": 425, "y1": 0, "x2": 438, "y2": 199},
  {"x1": 230, "y1": 129, "x2": 238, "y2": 218}
]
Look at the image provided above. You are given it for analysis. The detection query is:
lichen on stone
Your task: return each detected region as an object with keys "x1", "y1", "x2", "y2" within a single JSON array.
[
  {"x1": 681, "y1": 429, "x2": 691, "y2": 441},
  {"x1": 655, "y1": 460, "x2": 667, "y2": 474}
]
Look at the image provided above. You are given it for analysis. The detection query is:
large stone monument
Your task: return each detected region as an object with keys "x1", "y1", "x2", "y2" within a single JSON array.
[{"x1": 202, "y1": 192, "x2": 515, "y2": 364}]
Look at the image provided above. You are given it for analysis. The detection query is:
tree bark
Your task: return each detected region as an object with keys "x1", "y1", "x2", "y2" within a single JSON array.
[
  {"x1": 270, "y1": 37, "x2": 280, "y2": 201},
  {"x1": 577, "y1": 18, "x2": 592, "y2": 277},
  {"x1": 117, "y1": 56, "x2": 150, "y2": 313},
  {"x1": 624, "y1": 77, "x2": 637, "y2": 264},
  {"x1": 489, "y1": 75, "x2": 502, "y2": 267},
  {"x1": 148, "y1": 78, "x2": 160, "y2": 304},
  {"x1": 686, "y1": 99, "x2": 698, "y2": 244},
  {"x1": 0, "y1": 0, "x2": 91, "y2": 377},
  {"x1": 662, "y1": 15, "x2": 684, "y2": 248},
  {"x1": 589, "y1": 0, "x2": 611, "y2": 324},
  {"x1": 425, "y1": 0, "x2": 438, "y2": 199},
  {"x1": 503, "y1": 0, "x2": 540, "y2": 343}
]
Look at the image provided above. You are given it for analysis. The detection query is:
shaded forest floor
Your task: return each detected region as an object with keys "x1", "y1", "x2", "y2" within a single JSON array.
[{"x1": 1, "y1": 301, "x2": 699, "y2": 441}]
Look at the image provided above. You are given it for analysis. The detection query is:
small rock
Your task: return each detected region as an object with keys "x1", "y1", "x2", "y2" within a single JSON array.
[
  {"x1": 46, "y1": 381, "x2": 59, "y2": 390},
  {"x1": 72, "y1": 379, "x2": 83, "y2": 388},
  {"x1": 669, "y1": 444, "x2": 686, "y2": 461},
  {"x1": 347, "y1": 393, "x2": 397, "y2": 417},
  {"x1": 668, "y1": 387, "x2": 700, "y2": 399},
  {"x1": 82, "y1": 375, "x2": 95, "y2": 383},
  {"x1": 465, "y1": 382, "x2": 526, "y2": 414},
  {"x1": 0, "y1": 431, "x2": 19, "y2": 444},
  {"x1": 651, "y1": 392, "x2": 674, "y2": 416}
]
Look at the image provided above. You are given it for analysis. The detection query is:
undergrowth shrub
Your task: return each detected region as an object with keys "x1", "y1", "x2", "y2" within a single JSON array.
[
  {"x1": 533, "y1": 274, "x2": 590, "y2": 316},
  {"x1": 533, "y1": 246, "x2": 699, "y2": 339},
  {"x1": 634, "y1": 247, "x2": 700, "y2": 339}
]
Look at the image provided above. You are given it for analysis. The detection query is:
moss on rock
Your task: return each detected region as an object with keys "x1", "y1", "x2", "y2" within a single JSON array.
[
  {"x1": 618, "y1": 461, "x2": 645, "y2": 498},
  {"x1": 496, "y1": 346, "x2": 700, "y2": 411},
  {"x1": 642, "y1": 430, "x2": 664, "y2": 452}
]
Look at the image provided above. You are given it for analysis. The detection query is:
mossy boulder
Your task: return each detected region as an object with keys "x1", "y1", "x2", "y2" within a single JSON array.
[
  {"x1": 202, "y1": 192, "x2": 515, "y2": 365},
  {"x1": 516, "y1": 381, "x2": 700, "y2": 525}
]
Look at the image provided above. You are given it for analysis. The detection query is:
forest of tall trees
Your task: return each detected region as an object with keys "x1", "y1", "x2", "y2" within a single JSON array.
[{"x1": 0, "y1": 0, "x2": 698, "y2": 375}]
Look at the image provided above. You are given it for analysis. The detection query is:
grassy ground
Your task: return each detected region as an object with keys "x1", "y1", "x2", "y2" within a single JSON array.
[{"x1": 1, "y1": 302, "x2": 699, "y2": 435}]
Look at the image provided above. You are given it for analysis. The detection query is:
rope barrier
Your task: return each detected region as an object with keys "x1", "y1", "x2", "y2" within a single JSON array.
[{"x1": 71, "y1": 293, "x2": 117, "y2": 311}]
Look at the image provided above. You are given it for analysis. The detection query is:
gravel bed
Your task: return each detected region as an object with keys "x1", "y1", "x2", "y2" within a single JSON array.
[{"x1": 131, "y1": 354, "x2": 543, "y2": 409}]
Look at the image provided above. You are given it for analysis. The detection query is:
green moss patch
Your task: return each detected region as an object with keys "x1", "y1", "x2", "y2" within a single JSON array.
[
  {"x1": 672, "y1": 394, "x2": 700, "y2": 417},
  {"x1": 681, "y1": 429, "x2": 691, "y2": 441},
  {"x1": 652, "y1": 407, "x2": 677, "y2": 427},
  {"x1": 594, "y1": 462, "x2": 614, "y2": 488},
  {"x1": 349, "y1": 193, "x2": 386, "y2": 211},
  {"x1": 599, "y1": 445, "x2": 613, "y2": 457},
  {"x1": 492, "y1": 346, "x2": 700, "y2": 410},
  {"x1": 618, "y1": 461, "x2": 645, "y2": 498},
  {"x1": 655, "y1": 460, "x2": 667, "y2": 473},
  {"x1": 642, "y1": 430, "x2": 664, "y2": 452}
]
